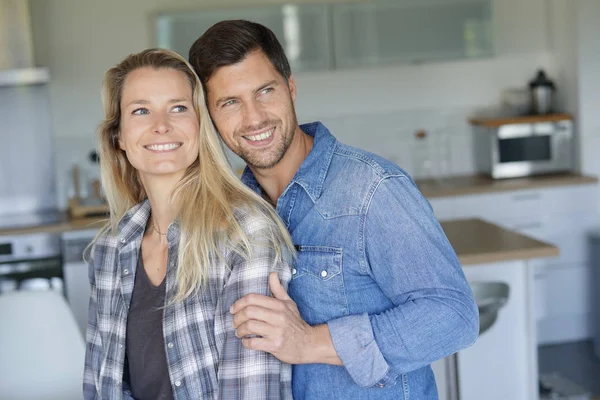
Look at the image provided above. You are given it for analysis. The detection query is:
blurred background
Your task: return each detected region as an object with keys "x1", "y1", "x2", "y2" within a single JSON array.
[{"x1": 1, "y1": 0, "x2": 600, "y2": 399}]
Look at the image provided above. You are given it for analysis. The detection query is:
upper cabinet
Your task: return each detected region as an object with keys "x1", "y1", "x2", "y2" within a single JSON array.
[
  {"x1": 154, "y1": 0, "x2": 493, "y2": 73},
  {"x1": 332, "y1": 0, "x2": 493, "y2": 69},
  {"x1": 155, "y1": 4, "x2": 332, "y2": 73}
]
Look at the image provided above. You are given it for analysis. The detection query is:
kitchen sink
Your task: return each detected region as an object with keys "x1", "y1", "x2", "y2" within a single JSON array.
[{"x1": 470, "y1": 281, "x2": 510, "y2": 335}]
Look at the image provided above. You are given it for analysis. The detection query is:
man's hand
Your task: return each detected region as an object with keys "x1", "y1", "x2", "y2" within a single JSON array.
[{"x1": 230, "y1": 272, "x2": 342, "y2": 366}]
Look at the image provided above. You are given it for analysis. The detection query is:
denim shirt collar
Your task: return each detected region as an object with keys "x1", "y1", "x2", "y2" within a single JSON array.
[{"x1": 241, "y1": 121, "x2": 336, "y2": 202}]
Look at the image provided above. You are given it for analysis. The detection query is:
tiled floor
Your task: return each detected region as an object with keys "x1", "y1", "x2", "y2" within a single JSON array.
[{"x1": 538, "y1": 340, "x2": 600, "y2": 396}]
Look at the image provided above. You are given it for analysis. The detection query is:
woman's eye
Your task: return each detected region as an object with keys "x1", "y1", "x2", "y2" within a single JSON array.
[
  {"x1": 172, "y1": 105, "x2": 188, "y2": 112},
  {"x1": 132, "y1": 108, "x2": 149, "y2": 115},
  {"x1": 222, "y1": 100, "x2": 236, "y2": 108}
]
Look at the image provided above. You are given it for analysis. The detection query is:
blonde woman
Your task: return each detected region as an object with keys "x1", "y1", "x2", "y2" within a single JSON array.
[{"x1": 83, "y1": 48, "x2": 294, "y2": 400}]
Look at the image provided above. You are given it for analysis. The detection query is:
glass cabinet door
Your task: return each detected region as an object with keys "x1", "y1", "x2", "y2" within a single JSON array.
[
  {"x1": 331, "y1": 0, "x2": 493, "y2": 69},
  {"x1": 155, "y1": 4, "x2": 332, "y2": 73}
]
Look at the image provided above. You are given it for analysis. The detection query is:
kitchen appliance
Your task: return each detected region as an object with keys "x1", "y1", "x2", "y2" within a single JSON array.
[
  {"x1": 529, "y1": 69, "x2": 556, "y2": 115},
  {"x1": 62, "y1": 229, "x2": 98, "y2": 336},
  {"x1": 0, "y1": 0, "x2": 49, "y2": 86},
  {"x1": 0, "y1": 231, "x2": 64, "y2": 296},
  {"x1": 470, "y1": 114, "x2": 574, "y2": 179}
]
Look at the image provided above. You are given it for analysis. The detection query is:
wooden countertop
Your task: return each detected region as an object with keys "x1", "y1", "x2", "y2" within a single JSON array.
[
  {"x1": 441, "y1": 218, "x2": 558, "y2": 266},
  {"x1": 416, "y1": 172, "x2": 598, "y2": 198},
  {"x1": 0, "y1": 215, "x2": 107, "y2": 236},
  {"x1": 469, "y1": 113, "x2": 573, "y2": 127}
]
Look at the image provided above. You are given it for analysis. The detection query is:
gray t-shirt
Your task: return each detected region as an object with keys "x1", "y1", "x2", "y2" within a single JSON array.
[{"x1": 125, "y1": 257, "x2": 174, "y2": 400}]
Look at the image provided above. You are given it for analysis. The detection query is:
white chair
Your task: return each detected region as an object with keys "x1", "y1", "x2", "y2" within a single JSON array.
[{"x1": 0, "y1": 290, "x2": 85, "y2": 400}]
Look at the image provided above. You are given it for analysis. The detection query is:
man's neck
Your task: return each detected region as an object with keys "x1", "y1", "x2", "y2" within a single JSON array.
[{"x1": 251, "y1": 126, "x2": 313, "y2": 206}]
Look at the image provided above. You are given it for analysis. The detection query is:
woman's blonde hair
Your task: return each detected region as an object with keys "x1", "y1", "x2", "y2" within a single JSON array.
[{"x1": 97, "y1": 48, "x2": 294, "y2": 301}]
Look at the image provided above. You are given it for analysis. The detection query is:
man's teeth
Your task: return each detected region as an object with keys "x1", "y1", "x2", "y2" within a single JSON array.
[
  {"x1": 246, "y1": 128, "x2": 274, "y2": 142},
  {"x1": 146, "y1": 143, "x2": 181, "y2": 151}
]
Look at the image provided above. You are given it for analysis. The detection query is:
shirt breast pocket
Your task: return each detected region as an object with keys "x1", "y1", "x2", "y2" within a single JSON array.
[{"x1": 289, "y1": 245, "x2": 348, "y2": 325}]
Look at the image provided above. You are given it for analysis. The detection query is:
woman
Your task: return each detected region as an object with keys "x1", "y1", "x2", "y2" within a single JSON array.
[{"x1": 83, "y1": 48, "x2": 294, "y2": 400}]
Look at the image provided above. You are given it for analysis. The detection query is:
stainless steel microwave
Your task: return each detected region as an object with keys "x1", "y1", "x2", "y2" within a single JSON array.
[{"x1": 472, "y1": 116, "x2": 574, "y2": 179}]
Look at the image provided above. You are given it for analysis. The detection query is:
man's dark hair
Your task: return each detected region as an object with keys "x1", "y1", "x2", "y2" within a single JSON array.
[{"x1": 189, "y1": 20, "x2": 292, "y2": 85}]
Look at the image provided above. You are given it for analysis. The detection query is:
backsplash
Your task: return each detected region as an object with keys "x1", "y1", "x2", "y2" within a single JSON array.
[{"x1": 52, "y1": 107, "x2": 477, "y2": 210}]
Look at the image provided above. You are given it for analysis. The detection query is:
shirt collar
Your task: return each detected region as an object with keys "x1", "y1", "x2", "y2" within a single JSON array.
[
  {"x1": 117, "y1": 199, "x2": 180, "y2": 244},
  {"x1": 241, "y1": 121, "x2": 336, "y2": 202}
]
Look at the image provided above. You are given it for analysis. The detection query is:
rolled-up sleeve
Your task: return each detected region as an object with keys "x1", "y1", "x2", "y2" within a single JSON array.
[
  {"x1": 215, "y1": 215, "x2": 294, "y2": 399},
  {"x1": 328, "y1": 175, "x2": 479, "y2": 388}
]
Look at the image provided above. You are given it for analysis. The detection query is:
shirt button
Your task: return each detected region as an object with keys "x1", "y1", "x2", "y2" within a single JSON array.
[
  {"x1": 119, "y1": 237, "x2": 126, "y2": 244},
  {"x1": 292, "y1": 268, "x2": 297, "y2": 275},
  {"x1": 123, "y1": 269, "x2": 129, "y2": 275},
  {"x1": 119, "y1": 344, "x2": 123, "y2": 349},
  {"x1": 379, "y1": 383, "x2": 385, "y2": 388},
  {"x1": 321, "y1": 270, "x2": 328, "y2": 278},
  {"x1": 170, "y1": 261, "x2": 174, "y2": 268},
  {"x1": 168, "y1": 342, "x2": 174, "y2": 349},
  {"x1": 175, "y1": 380, "x2": 182, "y2": 387}
]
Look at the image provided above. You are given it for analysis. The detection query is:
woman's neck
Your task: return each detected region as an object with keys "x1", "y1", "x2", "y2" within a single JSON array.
[{"x1": 140, "y1": 174, "x2": 180, "y2": 242}]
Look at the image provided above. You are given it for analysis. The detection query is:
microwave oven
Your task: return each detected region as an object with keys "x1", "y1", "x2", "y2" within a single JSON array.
[{"x1": 472, "y1": 116, "x2": 574, "y2": 179}]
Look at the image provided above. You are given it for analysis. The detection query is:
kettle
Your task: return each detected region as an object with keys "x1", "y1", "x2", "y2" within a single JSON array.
[{"x1": 529, "y1": 69, "x2": 555, "y2": 114}]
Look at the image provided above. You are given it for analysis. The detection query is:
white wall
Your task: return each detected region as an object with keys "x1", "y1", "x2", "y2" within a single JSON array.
[
  {"x1": 29, "y1": 0, "x2": 556, "y2": 208},
  {"x1": 576, "y1": 0, "x2": 600, "y2": 181}
]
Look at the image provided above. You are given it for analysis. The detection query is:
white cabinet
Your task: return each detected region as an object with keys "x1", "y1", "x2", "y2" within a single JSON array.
[
  {"x1": 428, "y1": 197, "x2": 455, "y2": 221},
  {"x1": 447, "y1": 182, "x2": 599, "y2": 344},
  {"x1": 459, "y1": 261, "x2": 537, "y2": 400},
  {"x1": 535, "y1": 263, "x2": 594, "y2": 344}
]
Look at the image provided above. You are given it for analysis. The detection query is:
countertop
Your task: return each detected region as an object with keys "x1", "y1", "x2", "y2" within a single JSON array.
[
  {"x1": 0, "y1": 215, "x2": 558, "y2": 266},
  {"x1": 440, "y1": 218, "x2": 558, "y2": 266},
  {"x1": 415, "y1": 172, "x2": 597, "y2": 198}
]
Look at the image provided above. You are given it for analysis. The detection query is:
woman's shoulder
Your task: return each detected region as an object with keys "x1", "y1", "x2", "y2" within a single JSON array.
[{"x1": 230, "y1": 203, "x2": 276, "y2": 235}]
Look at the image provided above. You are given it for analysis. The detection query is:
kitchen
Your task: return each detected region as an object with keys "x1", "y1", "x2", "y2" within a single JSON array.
[{"x1": 1, "y1": 0, "x2": 600, "y2": 399}]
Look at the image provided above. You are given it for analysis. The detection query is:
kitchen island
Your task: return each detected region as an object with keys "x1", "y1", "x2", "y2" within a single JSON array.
[{"x1": 0, "y1": 213, "x2": 560, "y2": 400}]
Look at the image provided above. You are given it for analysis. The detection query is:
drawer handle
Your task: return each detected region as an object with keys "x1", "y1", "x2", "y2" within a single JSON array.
[
  {"x1": 512, "y1": 192, "x2": 541, "y2": 201},
  {"x1": 511, "y1": 222, "x2": 542, "y2": 231}
]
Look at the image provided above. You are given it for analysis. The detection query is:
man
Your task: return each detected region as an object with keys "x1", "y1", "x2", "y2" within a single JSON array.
[{"x1": 189, "y1": 20, "x2": 479, "y2": 399}]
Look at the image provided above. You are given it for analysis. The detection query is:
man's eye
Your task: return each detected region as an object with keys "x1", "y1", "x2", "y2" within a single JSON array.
[
  {"x1": 172, "y1": 105, "x2": 188, "y2": 112},
  {"x1": 260, "y1": 88, "x2": 273, "y2": 95},
  {"x1": 132, "y1": 108, "x2": 149, "y2": 115}
]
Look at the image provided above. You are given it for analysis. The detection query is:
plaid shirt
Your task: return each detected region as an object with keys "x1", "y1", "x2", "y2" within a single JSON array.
[{"x1": 83, "y1": 200, "x2": 293, "y2": 399}]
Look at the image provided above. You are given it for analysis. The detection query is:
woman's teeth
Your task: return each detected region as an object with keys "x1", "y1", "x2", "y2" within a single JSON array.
[
  {"x1": 246, "y1": 128, "x2": 274, "y2": 142},
  {"x1": 145, "y1": 143, "x2": 181, "y2": 151}
]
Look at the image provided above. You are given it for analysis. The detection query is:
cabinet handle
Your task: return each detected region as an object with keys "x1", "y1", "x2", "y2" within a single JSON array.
[
  {"x1": 511, "y1": 222, "x2": 542, "y2": 231},
  {"x1": 512, "y1": 192, "x2": 541, "y2": 201}
]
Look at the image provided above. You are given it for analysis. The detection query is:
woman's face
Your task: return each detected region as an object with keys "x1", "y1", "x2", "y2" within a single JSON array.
[{"x1": 118, "y1": 67, "x2": 199, "y2": 184}]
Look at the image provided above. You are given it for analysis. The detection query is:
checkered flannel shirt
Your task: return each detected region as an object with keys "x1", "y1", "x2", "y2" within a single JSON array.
[{"x1": 83, "y1": 200, "x2": 293, "y2": 399}]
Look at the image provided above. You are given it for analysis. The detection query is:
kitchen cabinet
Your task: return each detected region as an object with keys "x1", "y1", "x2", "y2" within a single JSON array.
[
  {"x1": 458, "y1": 260, "x2": 538, "y2": 400},
  {"x1": 331, "y1": 0, "x2": 493, "y2": 69},
  {"x1": 431, "y1": 260, "x2": 538, "y2": 400},
  {"x1": 154, "y1": 0, "x2": 493, "y2": 73},
  {"x1": 61, "y1": 228, "x2": 99, "y2": 336},
  {"x1": 445, "y1": 182, "x2": 599, "y2": 344},
  {"x1": 154, "y1": 4, "x2": 332, "y2": 73}
]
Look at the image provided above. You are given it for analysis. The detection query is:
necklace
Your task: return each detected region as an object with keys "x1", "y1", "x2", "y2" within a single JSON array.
[{"x1": 151, "y1": 220, "x2": 167, "y2": 236}]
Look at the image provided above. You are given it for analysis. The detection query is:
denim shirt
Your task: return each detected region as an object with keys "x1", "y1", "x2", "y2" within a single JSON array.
[{"x1": 241, "y1": 122, "x2": 479, "y2": 399}]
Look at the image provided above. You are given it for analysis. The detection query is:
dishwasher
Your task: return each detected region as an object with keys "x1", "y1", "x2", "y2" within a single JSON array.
[{"x1": 61, "y1": 229, "x2": 100, "y2": 337}]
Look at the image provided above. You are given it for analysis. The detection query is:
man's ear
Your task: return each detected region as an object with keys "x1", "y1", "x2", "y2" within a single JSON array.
[{"x1": 288, "y1": 74, "x2": 297, "y2": 102}]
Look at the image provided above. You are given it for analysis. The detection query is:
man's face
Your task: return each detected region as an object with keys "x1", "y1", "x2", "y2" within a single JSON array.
[{"x1": 205, "y1": 50, "x2": 298, "y2": 170}]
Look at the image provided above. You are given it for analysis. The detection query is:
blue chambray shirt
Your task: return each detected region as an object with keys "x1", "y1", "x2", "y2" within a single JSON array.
[{"x1": 241, "y1": 122, "x2": 479, "y2": 399}]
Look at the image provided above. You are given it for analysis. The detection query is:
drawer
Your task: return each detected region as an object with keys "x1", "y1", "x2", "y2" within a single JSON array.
[
  {"x1": 453, "y1": 184, "x2": 598, "y2": 221},
  {"x1": 428, "y1": 197, "x2": 455, "y2": 221},
  {"x1": 534, "y1": 263, "x2": 593, "y2": 320},
  {"x1": 493, "y1": 212, "x2": 598, "y2": 266}
]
